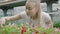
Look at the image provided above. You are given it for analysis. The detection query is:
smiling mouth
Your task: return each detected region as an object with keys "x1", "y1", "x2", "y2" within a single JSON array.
[{"x1": 27, "y1": 13, "x2": 32, "y2": 16}]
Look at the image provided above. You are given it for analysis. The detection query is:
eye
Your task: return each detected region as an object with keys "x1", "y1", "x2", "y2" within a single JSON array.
[{"x1": 26, "y1": 7, "x2": 32, "y2": 10}]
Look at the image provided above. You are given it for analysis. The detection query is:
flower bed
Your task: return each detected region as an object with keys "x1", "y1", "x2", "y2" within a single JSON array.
[{"x1": 0, "y1": 22, "x2": 60, "y2": 34}]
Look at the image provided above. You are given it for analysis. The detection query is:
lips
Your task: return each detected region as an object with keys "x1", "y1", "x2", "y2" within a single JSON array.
[{"x1": 27, "y1": 12, "x2": 32, "y2": 16}]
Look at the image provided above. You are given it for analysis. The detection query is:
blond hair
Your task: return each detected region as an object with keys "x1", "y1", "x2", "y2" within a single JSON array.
[
  {"x1": 26, "y1": 0, "x2": 40, "y2": 10},
  {"x1": 26, "y1": 0, "x2": 42, "y2": 27}
]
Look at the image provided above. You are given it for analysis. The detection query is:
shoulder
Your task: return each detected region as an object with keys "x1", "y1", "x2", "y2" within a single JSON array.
[
  {"x1": 20, "y1": 11, "x2": 27, "y2": 16},
  {"x1": 20, "y1": 11, "x2": 28, "y2": 19},
  {"x1": 42, "y1": 11, "x2": 51, "y2": 22},
  {"x1": 42, "y1": 11, "x2": 50, "y2": 18},
  {"x1": 42, "y1": 12, "x2": 49, "y2": 16},
  {"x1": 20, "y1": 11, "x2": 26, "y2": 14}
]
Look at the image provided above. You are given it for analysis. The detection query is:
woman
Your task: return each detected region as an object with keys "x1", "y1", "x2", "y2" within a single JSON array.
[{"x1": 0, "y1": 0, "x2": 53, "y2": 29}]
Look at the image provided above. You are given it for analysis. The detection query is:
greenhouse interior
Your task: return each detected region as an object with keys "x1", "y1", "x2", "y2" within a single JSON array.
[{"x1": 0, "y1": 0, "x2": 60, "y2": 34}]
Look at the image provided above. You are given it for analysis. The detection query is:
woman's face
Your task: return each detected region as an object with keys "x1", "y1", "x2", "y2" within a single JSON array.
[{"x1": 26, "y1": 2, "x2": 38, "y2": 17}]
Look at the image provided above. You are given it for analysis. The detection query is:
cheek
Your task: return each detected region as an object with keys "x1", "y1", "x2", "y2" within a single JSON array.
[
  {"x1": 31, "y1": 9, "x2": 38, "y2": 14},
  {"x1": 25, "y1": 10, "x2": 30, "y2": 16}
]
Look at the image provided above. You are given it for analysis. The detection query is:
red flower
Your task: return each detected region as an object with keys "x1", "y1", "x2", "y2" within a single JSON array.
[
  {"x1": 12, "y1": 32, "x2": 15, "y2": 34},
  {"x1": 33, "y1": 28, "x2": 39, "y2": 34},
  {"x1": 2, "y1": 32, "x2": 4, "y2": 34},
  {"x1": 21, "y1": 26, "x2": 26, "y2": 34},
  {"x1": 42, "y1": 32, "x2": 46, "y2": 34}
]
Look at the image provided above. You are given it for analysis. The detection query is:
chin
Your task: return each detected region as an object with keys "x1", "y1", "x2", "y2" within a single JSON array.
[
  {"x1": 27, "y1": 14, "x2": 31, "y2": 16},
  {"x1": 27, "y1": 14, "x2": 34, "y2": 17}
]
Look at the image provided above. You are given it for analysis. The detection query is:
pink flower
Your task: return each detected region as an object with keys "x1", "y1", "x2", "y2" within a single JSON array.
[{"x1": 32, "y1": 32, "x2": 35, "y2": 34}]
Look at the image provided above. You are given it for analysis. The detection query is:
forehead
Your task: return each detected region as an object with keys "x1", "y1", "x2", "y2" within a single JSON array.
[{"x1": 26, "y1": 2, "x2": 36, "y2": 7}]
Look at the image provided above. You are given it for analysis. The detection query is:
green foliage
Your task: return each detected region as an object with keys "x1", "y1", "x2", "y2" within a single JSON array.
[
  {"x1": 0, "y1": 25, "x2": 20, "y2": 34},
  {"x1": 56, "y1": 32, "x2": 60, "y2": 34},
  {"x1": 0, "y1": 22, "x2": 60, "y2": 34},
  {"x1": 53, "y1": 21, "x2": 60, "y2": 28}
]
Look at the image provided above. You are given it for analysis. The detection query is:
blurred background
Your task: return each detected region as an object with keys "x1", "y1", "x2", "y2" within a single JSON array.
[{"x1": 0, "y1": 0, "x2": 60, "y2": 24}]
